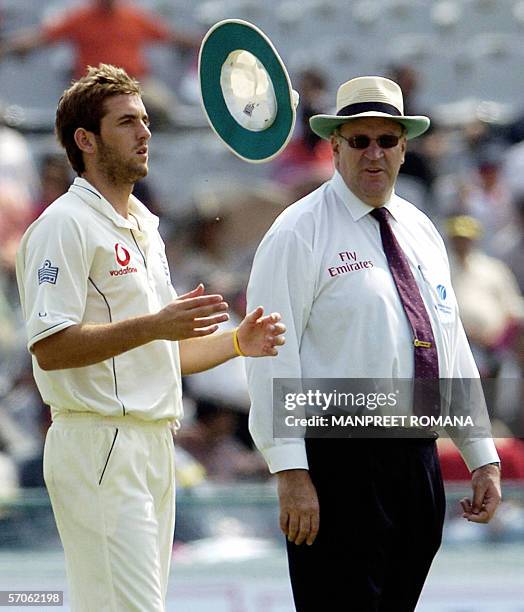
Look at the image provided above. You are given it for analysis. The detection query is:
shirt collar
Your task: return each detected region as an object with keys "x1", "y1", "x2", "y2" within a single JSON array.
[
  {"x1": 69, "y1": 177, "x2": 159, "y2": 231},
  {"x1": 330, "y1": 170, "x2": 401, "y2": 222}
]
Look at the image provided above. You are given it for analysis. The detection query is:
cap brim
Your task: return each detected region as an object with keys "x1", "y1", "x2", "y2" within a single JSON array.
[
  {"x1": 309, "y1": 112, "x2": 431, "y2": 140},
  {"x1": 199, "y1": 19, "x2": 296, "y2": 163}
]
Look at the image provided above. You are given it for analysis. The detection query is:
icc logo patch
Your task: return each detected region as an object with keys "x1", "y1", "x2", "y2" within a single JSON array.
[
  {"x1": 38, "y1": 260, "x2": 59, "y2": 285},
  {"x1": 436, "y1": 284, "x2": 447, "y2": 300}
]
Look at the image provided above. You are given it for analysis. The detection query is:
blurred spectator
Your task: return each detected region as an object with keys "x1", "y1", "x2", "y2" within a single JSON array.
[
  {"x1": 132, "y1": 179, "x2": 161, "y2": 216},
  {"x1": 387, "y1": 64, "x2": 435, "y2": 194},
  {"x1": 0, "y1": 178, "x2": 28, "y2": 409},
  {"x1": 174, "y1": 187, "x2": 290, "y2": 472},
  {"x1": 436, "y1": 141, "x2": 516, "y2": 253},
  {"x1": 0, "y1": 369, "x2": 48, "y2": 488},
  {"x1": 496, "y1": 194, "x2": 524, "y2": 295},
  {"x1": 0, "y1": 269, "x2": 18, "y2": 351},
  {"x1": 512, "y1": 324, "x2": 524, "y2": 435},
  {"x1": 504, "y1": 137, "x2": 524, "y2": 199},
  {"x1": 388, "y1": 65, "x2": 420, "y2": 116},
  {"x1": 0, "y1": 444, "x2": 19, "y2": 499},
  {"x1": 0, "y1": 0, "x2": 201, "y2": 127},
  {"x1": 504, "y1": 107, "x2": 524, "y2": 145},
  {"x1": 272, "y1": 68, "x2": 333, "y2": 199},
  {"x1": 29, "y1": 153, "x2": 164, "y2": 235},
  {"x1": 172, "y1": 179, "x2": 290, "y2": 292},
  {"x1": 0, "y1": 114, "x2": 39, "y2": 199},
  {"x1": 31, "y1": 153, "x2": 72, "y2": 219},
  {"x1": 0, "y1": 279, "x2": 24, "y2": 393},
  {"x1": 177, "y1": 398, "x2": 267, "y2": 482},
  {"x1": 495, "y1": 321, "x2": 524, "y2": 438},
  {"x1": 0, "y1": 180, "x2": 33, "y2": 281},
  {"x1": 0, "y1": 175, "x2": 35, "y2": 401},
  {"x1": 446, "y1": 215, "x2": 524, "y2": 377}
]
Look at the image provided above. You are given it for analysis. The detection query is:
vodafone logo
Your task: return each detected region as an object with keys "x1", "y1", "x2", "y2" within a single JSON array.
[
  {"x1": 109, "y1": 266, "x2": 137, "y2": 277},
  {"x1": 114, "y1": 243, "x2": 131, "y2": 267},
  {"x1": 109, "y1": 242, "x2": 138, "y2": 278}
]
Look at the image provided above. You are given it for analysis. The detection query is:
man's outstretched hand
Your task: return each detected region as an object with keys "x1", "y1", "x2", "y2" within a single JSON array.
[
  {"x1": 236, "y1": 306, "x2": 286, "y2": 357},
  {"x1": 154, "y1": 284, "x2": 229, "y2": 341}
]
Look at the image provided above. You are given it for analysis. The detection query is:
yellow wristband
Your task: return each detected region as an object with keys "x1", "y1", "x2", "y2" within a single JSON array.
[{"x1": 233, "y1": 328, "x2": 246, "y2": 357}]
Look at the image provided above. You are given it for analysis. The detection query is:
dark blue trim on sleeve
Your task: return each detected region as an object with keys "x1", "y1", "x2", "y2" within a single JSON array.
[{"x1": 30, "y1": 321, "x2": 71, "y2": 343}]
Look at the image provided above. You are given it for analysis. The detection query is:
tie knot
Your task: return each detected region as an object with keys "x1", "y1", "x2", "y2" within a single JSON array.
[{"x1": 370, "y1": 207, "x2": 390, "y2": 223}]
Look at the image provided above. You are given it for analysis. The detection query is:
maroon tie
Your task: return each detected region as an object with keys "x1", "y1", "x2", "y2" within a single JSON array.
[{"x1": 370, "y1": 207, "x2": 440, "y2": 417}]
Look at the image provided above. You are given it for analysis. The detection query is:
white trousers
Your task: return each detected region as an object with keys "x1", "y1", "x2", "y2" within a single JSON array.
[{"x1": 43, "y1": 413, "x2": 176, "y2": 612}]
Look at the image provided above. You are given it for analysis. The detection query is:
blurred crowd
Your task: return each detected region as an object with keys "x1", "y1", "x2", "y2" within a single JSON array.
[{"x1": 1, "y1": 0, "x2": 524, "y2": 507}]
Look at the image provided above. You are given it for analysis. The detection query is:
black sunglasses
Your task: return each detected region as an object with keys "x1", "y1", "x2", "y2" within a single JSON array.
[{"x1": 338, "y1": 134, "x2": 401, "y2": 149}]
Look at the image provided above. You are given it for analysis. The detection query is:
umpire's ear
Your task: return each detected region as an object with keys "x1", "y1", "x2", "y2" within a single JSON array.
[
  {"x1": 399, "y1": 135, "x2": 407, "y2": 165},
  {"x1": 330, "y1": 130, "x2": 342, "y2": 168}
]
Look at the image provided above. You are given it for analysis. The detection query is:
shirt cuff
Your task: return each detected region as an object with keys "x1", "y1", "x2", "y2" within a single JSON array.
[
  {"x1": 458, "y1": 438, "x2": 500, "y2": 472},
  {"x1": 262, "y1": 442, "x2": 309, "y2": 474},
  {"x1": 28, "y1": 320, "x2": 77, "y2": 351}
]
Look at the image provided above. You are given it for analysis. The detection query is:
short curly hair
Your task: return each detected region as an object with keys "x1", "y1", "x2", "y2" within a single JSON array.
[{"x1": 55, "y1": 64, "x2": 142, "y2": 174}]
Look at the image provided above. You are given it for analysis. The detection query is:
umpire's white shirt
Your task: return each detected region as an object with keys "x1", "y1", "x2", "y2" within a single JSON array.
[
  {"x1": 16, "y1": 177, "x2": 182, "y2": 422},
  {"x1": 246, "y1": 171, "x2": 499, "y2": 473}
]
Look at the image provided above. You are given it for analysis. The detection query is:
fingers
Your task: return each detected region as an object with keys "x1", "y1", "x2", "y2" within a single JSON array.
[
  {"x1": 157, "y1": 288, "x2": 230, "y2": 341},
  {"x1": 190, "y1": 302, "x2": 228, "y2": 319},
  {"x1": 463, "y1": 509, "x2": 490, "y2": 523},
  {"x1": 176, "y1": 283, "x2": 205, "y2": 300},
  {"x1": 464, "y1": 472, "x2": 502, "y2": 524},
  {"x1": 263, "y1": 321, "x2": 286, "y2": 337},
  {"x1": 245, "y1": 305, "x2": 265, "y2": 323},
  {"x1": 190, "y1": 324, "x2": 220, "y2": 337},
  {"x1": 261, "y1": 320, "x2": 286, "y2": 354},
  {"x1": 271, "y1": 330, "x2": 286, "y2": 345},
  {"x1": 235, "y1": 310, "x2": 286, "y2": 357},
  {"x1": 179, "y1": 295, "x2": 227, "y2": 311},
  {"x1": 277, "y1": 470, "x2": 320, "y2": 546},
  {"x1": 175, "y1": 303, "x2": 229, "y2": 337},
  {"x1": 307, "y1": 510, "x2": 320, "y2": 545},
  {"x1": 294, "y1": 515, "x2": 311, "y2": 546},
  {"x1": 285, "y1": 512, "x2": 314, "y2": 545},
  {"x1": 264, "y1": 327, "x2": 286, "y2": 355},
  {"x1": 471, "y1": 484, "x2": 487, "y2": 515},
  {"x1": 272, "y1": 322, "x2": 286, "y2": 335},
  {"x1": 256, "y1": 312, "x2": 281, "y2": 326},
  {"x1": 460, "y1": 497, "x2": 472, "y2": 515},
  {"x1": 194, "y1": 313, "x2": 229, "y2": 328},
  {"x1": 482, "y1": 496, "x2": 500, "y2": 521},
  {"x1": 175, "y1": 283, "x2": 229, "y2": 312},
  {"x1": 283, "y1": 510, "x2": 319, "y2": 545},
  {"x1": 461, "y1": 496, "x2": 494, "y2": 523},
  {"x1": 245, "y1": 309, "x2": 282, "y2": 327},
  {"x1": 287, "y1": 512, "x2": 300, "y2": 543},
  {"x1": 279, "y1": 510, "x2": 289, "y2": 537},
  {"x1": 172, "y1": 293, "x2": 229, "y2": 327}
]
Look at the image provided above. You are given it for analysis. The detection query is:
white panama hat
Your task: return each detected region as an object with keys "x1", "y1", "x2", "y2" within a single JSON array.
[
  {"x1": 199, "y1": 19, "x2": 299, "y2": 163},
  {"x1": 309, "y1": 76, "x2": 430, "y2": 140}
]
